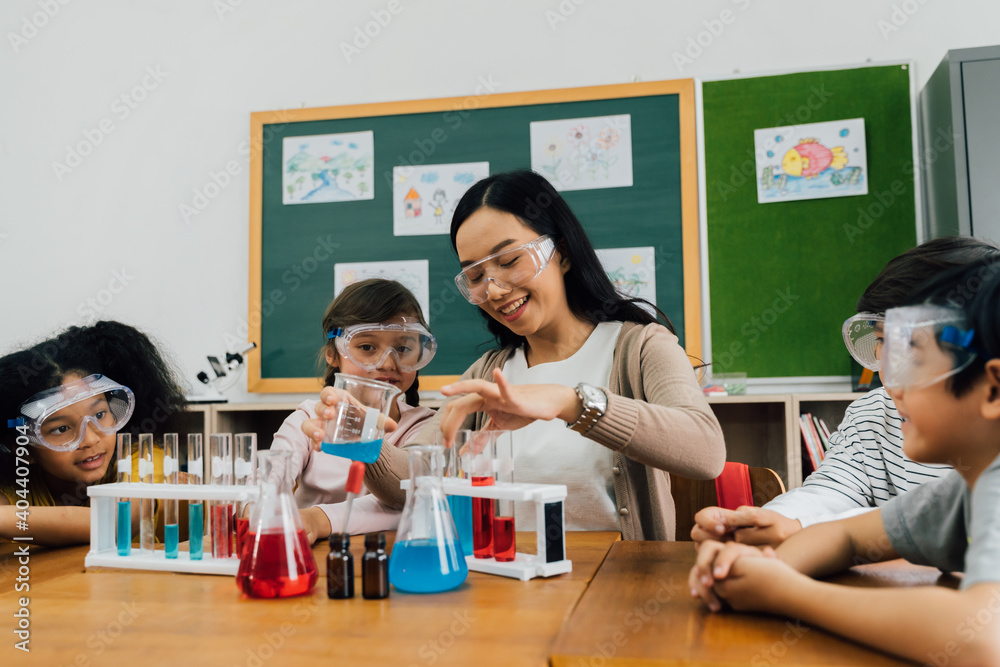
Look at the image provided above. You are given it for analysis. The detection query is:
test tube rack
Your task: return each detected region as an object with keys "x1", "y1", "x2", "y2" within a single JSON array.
[
  {"x1": 401, "y1": 478, "x2": 572, "y2": 581},
  {"x1": 85, "y1": 482, "x2": 257, "y2": 576}
]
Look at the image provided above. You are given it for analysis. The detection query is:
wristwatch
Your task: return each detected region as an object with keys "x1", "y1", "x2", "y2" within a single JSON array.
[{"x1": 567, "y1": 383, "x2": 608, "y2": 435}]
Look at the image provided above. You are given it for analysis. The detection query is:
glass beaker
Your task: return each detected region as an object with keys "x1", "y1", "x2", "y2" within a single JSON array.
[
  {"x1": 320, "y1": 373, "x2": 400, "y2": 464},
  {"x1": 389, "y1": 445, "x2": 468, "y2": 593},
  {"x1": 236, "y1": 450, "x2": 318, "y2": 599}
]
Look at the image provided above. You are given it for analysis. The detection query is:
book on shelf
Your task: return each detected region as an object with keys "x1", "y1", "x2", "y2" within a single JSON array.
[{"x1": 799, "y1": 414, "x2": 822, "y2": 472}]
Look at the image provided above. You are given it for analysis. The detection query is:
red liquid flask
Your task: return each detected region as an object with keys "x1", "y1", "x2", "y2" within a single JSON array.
[
  {"x1": 237, "y1": 529, "x2": 318, "y2": 598},
  {"x1": 212, "y1": 503, "x2": 234, "y2": 558},
  {"x1": 472, "y1": 475, "x2": 494, "y2": 558},
  {"x1": 237, "y1": 450, "x2": 318, "y2": 599},
  {"x1": 493, "y1": 516, "x2": 516, "y2": 562},
  {"x1": 235, "y1": 516, "x2": 249, "y2": 558}
]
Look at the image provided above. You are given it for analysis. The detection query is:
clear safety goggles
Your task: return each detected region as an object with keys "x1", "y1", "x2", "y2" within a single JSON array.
[
  {"x1": 454, "y1": 235, "x2": 556, "y2": 305},
  {"x1": 328, "y1": 320, "x2": 437, "y2": 372},
  {"x1": 881, "y1": 305, "x2": 980, "y2": 390},
  {"x1": 19, "y1": 374, "x2": 135, "y2": 451},
  {"x1": 842, "y1": 313, "x2": 886, "y2": 371}
]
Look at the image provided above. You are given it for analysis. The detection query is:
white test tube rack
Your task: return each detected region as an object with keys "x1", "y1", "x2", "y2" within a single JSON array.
[
  {"x1": 400, "y1": 477, "x2": 572, "y2": 581},
  {"x1": 85, "y1": 482, "x2": 257, "y2": 576}
]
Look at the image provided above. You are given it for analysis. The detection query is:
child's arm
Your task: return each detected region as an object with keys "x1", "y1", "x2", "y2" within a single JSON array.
[
  {"x1": 0, "y1": 503, "x2": 92, "y2": 546},
  {"x1": 715, "y1": 557, "x2": 1000, "y2": 666}
]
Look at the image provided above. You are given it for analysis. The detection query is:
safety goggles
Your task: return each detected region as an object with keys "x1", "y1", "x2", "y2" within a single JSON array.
[
  {"x1": 19, "y1": 374, "x2": 135, "y2": 451},
  {"x1": 454, "y1": 235, "x2": 556, "y2": 305},
  {"x1": 881, "y1": 305, "x2": 979, "y2": 390},
  {"x1": 842, "y1": 313, "x2": 886, "y2": 371},
  {"x1": 328, "y1": 320, "x2": 437, "y2": 372}
]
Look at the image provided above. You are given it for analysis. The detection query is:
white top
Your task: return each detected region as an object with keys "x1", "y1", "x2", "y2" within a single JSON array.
[
  {"x1": 269, "y1": 394, "x2": 436, "y2": 535},
  {"x1": 503, "y1": 321, "x2": 623, "y2": 531},
  {"x1": 765, "y1": 388, "x2": 951, "y2": 527}
]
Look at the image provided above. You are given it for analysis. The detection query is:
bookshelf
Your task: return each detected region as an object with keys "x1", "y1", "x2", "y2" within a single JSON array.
[{"x1": 169, "y1": 394, "x2": 864, "y2": 489}]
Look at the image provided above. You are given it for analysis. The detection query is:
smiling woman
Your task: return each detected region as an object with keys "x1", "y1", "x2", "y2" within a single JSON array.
[
  {"x1": 325, "y1": 170, "x2": 726, "y2": 541},
  {"x1": 0, "y1": 320, "x2": 187, "y2": 547}
]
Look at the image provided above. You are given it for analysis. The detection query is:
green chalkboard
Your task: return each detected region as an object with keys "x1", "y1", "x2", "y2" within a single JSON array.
[
  {"x1": 248, "y1": 81, "x2": 702, "y2": 392},
  {"x1": 703, "y1": 65, "x2": 918, "y2": 379}
]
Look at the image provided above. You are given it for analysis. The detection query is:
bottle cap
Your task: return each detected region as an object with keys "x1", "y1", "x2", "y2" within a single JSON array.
[
  {"x1": 364, "y1": 532, "x2": 386, "y2": 550},
  {"x1": 329, "y1": 532, "x2": 350, "y2": 549}
]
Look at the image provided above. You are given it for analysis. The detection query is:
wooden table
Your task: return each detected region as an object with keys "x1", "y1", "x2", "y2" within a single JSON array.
[
  {"x1": 0, "y1": 532, "x2": 619, "y2": 666},
  {"x1": 550, "y1": 541, "x2": 959, "y2": 666}
]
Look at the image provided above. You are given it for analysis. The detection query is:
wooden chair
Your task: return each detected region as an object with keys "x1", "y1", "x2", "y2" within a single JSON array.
[{"x1": 671, "y1": 466, "x2": 786, "y2": 542}]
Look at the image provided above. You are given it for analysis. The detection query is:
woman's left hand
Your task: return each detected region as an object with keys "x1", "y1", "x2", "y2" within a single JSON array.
[{"x1": 438, "y1": 369, "x2": 580, "y2": 445}]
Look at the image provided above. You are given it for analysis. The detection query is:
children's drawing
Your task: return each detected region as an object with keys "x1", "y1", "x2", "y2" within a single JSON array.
[
  {"x1": 754, "y1": 118, "x2": 868, "y2": 203},
  {"x1": 282, "y1": 131, "x2": 375, "y2": 205},
  {"x1": 393, "y1": 162, "x2": 490, "y2": 236},
  {"x1": 530, "y1": 115, "x2": 634, "y2": 192},
  {"x1": 334, "y1": 260, "x2": 430, "y2": 324},
  {"x1": 595, "y1": 246, "x2": 656, "y2": 305}
]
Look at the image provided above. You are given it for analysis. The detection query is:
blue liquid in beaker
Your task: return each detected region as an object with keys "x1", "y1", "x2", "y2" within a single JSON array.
[
  {"x1": 165, "y1": 524, "x2": 179, "y2": 559},
  {"x1": 320, "y1": 439, "x2": 382, "y2": 464},
  {"x1": 189, "y1": 503, "x2": 204, "y2": 560},
  {"x1": 117, "y1": 500, "x2": 131, "y2": 556},
  {"x1": 447, "y1": 495, "x2": 474, "y2": 557},
  {"x1": 389, "y1": 539, "x2": 468, "y2": 593}
]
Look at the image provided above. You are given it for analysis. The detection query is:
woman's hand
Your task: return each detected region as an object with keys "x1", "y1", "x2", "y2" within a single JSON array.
[
  {"x1": 688, "y1": 539, "x2": 778, "y2": 612},
  {"x1": 300, "y1": 386, "x2": 398, "y2": 452},
  {"x1": 438, "y1": 369, "x2": 580, "y2": 446}
]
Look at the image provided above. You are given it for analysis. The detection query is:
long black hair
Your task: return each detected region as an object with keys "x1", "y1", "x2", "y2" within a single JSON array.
[
  {"x1": 449, "y1": 170, "x2": 674, "y2": 350},
  {"x1": 0, "y1": 320, "x2": 188, "y2": 490},
  {"x1": 319, "y1": 279, "x2": 428, "y2": 407},
  {"x1": 903, "y1": 258, "x2": 1000, "y2": 397}
]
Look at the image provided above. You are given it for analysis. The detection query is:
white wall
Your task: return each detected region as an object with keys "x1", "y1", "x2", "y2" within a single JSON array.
[{"x1": 2, "y1": 0, "x2": 997, "y2": 401}]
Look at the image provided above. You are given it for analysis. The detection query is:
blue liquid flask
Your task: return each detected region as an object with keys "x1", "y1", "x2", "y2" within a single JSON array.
[
  {"x1": 189, "y1": 502, "x2": 204, "y2": 560},
  {"x1": 389, "y1": 445, "x2": 467, "y2": 594},
  {"x1": 116, "y1": 500, "x2": 131, "y2": 556}
]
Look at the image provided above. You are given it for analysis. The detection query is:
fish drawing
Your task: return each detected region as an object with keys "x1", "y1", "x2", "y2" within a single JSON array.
[{"x1": 781, "y1": 139, "x2": 848, "y2": 178}]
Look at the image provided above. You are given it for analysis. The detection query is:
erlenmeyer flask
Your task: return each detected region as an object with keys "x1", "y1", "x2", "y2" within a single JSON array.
[
  {"x1": 236, "y1": 450, "x2": 318, "y2": 598},
  {"x1": 389, "y1": 445, "x2": 468, "y2": 593}
]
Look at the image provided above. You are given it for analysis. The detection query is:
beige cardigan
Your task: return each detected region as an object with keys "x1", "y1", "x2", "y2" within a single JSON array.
[{"x1": 363, "y1": 321, "x2": 726, "y2": 540}]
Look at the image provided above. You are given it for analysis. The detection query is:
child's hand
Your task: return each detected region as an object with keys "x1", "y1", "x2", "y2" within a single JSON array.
[
  {"x1": 712, "y1": 555, "x2": 802, "y2": 615},
  {"x1": 300, "y1": 506, "x2": 332, "y2": 544},
  {"x1": 691, "y1": 506, "x2": 802, "y2": 547},
  {"x1": 300, "y1": 387, "x2": 399, "y2": 452},
  {"x1": 688, "y1": 539, "x2": 777, "y2": 612}
]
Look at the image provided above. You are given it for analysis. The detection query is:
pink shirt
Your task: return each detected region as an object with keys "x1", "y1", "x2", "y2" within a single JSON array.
[{"x1": 270, "y1": 395, "x2": 435, "y2": 534}]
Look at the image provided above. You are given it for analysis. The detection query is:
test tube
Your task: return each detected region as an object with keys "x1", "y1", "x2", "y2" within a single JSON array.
[
  {"x1": 116, "y1": 433, "x2": 132, "y2": 557},
  {"x1": 233, "y1": 433, "x2": 256, "y2": 558},
  {"x1": 210, "y1": 433, "x2": 234, "y2": 558},
  {"x1": 163, "y1": 434, "x2": 180, "y2": 559},
  {"x1": 440, "y1": 430, "x2": 474, "y2": 557},
  {"x1": 139, "y1": 433, "x2": 155, "y2": 556},
  {"x1": 187, "y1": 434, "x2": 204, "y2": 560},
  {"x1": 493, "y1": 432, "x2": 516, "y2": 563},
  {"x1": 469, "y1": 431, "x2": 495, "y2": 559}
]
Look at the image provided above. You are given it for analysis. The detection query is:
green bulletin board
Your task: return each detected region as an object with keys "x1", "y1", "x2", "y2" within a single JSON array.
[
  {"x1": 248, "y1": 81, "x2": 701, "y2": 392},
  {"x1": 703, "y1": 64, "x2": 918, "y2": 378}
]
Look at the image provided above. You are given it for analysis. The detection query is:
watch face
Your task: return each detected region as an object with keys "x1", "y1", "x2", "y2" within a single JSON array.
[{"x1": 580, "y1": 384, "x2": 607, "y2": 410}]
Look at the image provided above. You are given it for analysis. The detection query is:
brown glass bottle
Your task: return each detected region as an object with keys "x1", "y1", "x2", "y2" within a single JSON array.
[
  {"x1": 327, "y1": 533, "x2": 354, "y2": 599},
  {"x1": 362, "y1": 532, "x2": 389, "y2": 599}
]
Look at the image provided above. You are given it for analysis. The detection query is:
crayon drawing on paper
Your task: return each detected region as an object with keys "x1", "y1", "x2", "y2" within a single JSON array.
[
  {"x1": 530, "y1": 115, "x2": 634, "y2": 192},
  {"x1": 392, "y1": 162, "x2": 490, "y2": 236},
  {"x1": 334, "y1": 259, "x2": 430, "y2": 323},
  {"x1": 283, "y1": 131, "x2": 375, "y2": 205},
  {"x1": 595, "y1": 246, "x2": 656, "y2": 305},
  {"x1": 754, "y1": 118, "x2": 868, "y2": 203}
]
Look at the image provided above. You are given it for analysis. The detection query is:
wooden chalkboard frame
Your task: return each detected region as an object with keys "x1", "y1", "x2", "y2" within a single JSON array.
[{"x1": 248, "y1": 79, "x2": 700, "y2": 393}]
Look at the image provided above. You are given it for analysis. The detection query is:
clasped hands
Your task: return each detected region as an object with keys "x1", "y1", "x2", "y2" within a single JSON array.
[{"x1": 300, "y1": 369, "x2": 581, "y2": 450}]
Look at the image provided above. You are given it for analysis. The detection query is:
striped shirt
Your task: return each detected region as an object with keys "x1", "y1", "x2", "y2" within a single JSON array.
[{"x1": 765, "y1": 388, "x2": 951, "y2": 528}]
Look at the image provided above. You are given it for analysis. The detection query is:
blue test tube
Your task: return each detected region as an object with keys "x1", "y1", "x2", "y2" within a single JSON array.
[
  {"x1": 187, "y1": 434, "x2": 204, "y2": 560},
  {"x1": 139, "y1": 433, "x2": 155, "y2": 556},
  {"x1": 163, "y1": 434, "x2": 179, "y2": 559},
  {"x1": 116, "y1": 433, "x2": 132, "y2": 557}
]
